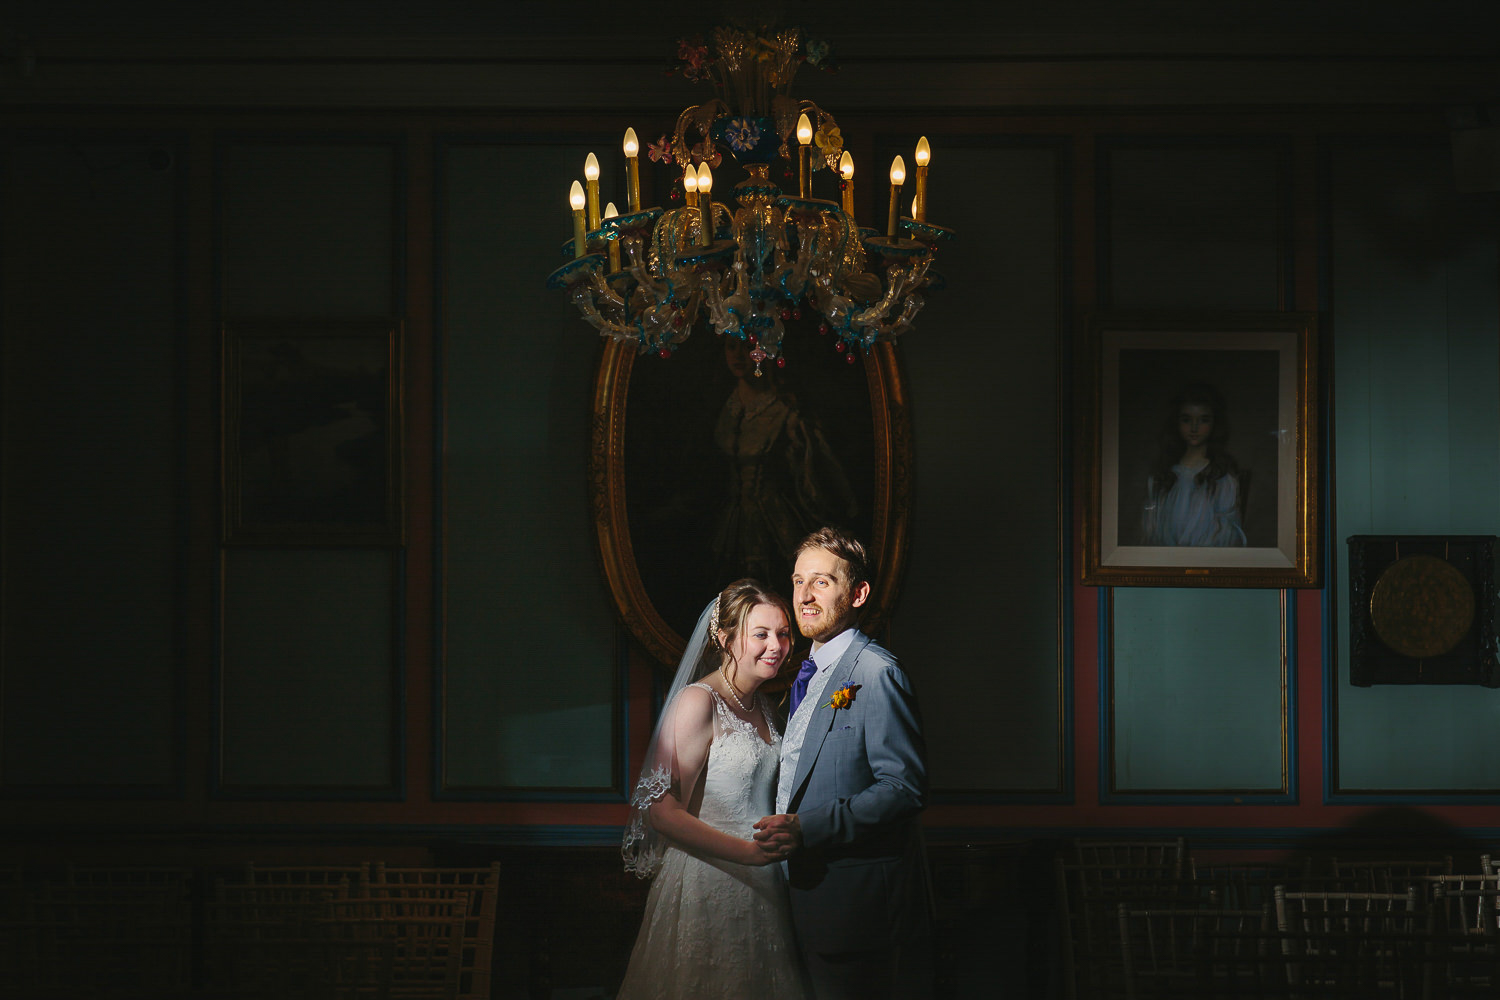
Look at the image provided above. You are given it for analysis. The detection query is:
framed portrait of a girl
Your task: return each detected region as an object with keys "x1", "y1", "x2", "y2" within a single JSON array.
[{"x1": 1082, "y1": 312, "x2": 1319, "y2": 588}]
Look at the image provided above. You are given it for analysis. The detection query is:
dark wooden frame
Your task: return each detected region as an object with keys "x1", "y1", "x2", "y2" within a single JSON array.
[
  {"x1": 590, "y1": 338, "x2": 913, "y2": 666},
  {"x1": 222, "y1": 319, "x2": 404, "y2": 545}
]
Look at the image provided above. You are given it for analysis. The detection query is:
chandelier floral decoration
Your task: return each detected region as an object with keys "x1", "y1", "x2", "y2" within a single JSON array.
[{"x1": 546, "y1": 23, "x2": 952, "y2": 373}]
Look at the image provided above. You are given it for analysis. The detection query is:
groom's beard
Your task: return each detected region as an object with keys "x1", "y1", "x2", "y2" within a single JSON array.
[{"x1": 797, "y1": 590, "x2": 853, "y2": 643}]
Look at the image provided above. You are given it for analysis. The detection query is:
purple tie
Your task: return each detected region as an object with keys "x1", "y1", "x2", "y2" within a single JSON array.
[{"x1": 789, "y1": 657, "x2": 818, "y2": 717}]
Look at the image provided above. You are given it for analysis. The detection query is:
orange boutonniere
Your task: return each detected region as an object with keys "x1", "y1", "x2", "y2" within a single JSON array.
[{"x1": 822, "y1": 684, "x2": 861, "y2": 711}]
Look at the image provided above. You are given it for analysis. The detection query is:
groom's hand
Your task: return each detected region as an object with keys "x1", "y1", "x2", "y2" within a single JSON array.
[{"x1": 752, "y1": 813, "x2": 802, "y2": 858}]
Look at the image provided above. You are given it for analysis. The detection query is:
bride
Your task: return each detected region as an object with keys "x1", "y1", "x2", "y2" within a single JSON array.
[{"x1": 617, "y1": 579, "x2": 811, "y2": 999}]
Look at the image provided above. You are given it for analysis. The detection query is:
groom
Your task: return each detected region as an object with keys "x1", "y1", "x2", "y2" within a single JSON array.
[{"x1": 753, "y1": 527, "x2": 932, "y2": 999}]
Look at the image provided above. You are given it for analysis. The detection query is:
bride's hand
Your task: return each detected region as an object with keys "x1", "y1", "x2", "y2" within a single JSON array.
[{"x1": 741, "y1": 837, "x2": 792, "y2": 866}]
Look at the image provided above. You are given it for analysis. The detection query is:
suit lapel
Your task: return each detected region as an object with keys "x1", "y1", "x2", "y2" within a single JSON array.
[{"x1": 788, "y1": 630, "x2": 871, "y2": 812}]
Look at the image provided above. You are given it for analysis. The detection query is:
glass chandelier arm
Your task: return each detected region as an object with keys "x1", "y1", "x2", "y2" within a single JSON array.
[
  {"x1": 717, "y1": 262, "x2": 752, "y2": 337},
  {"x1": 850, "y1": 258, "x2": 929, "y2": 329},
  {"x1": 567, "y1": 283, "x2": 644, "y2": 343},
  {"x1": 619, "y1": 233, "x2": 648, "y2": 269},
  {"x1": 587, "y1": 270, "x2": 628, "y2": 312},
  {"x1": 821, "y1": 212, "x2": 864, "y2": 289},
  {"x1": 861, "y1": 293, "x2": 925, "y2": 345},
  {"x1": 701, "y1": 269, "x2": 740, "y2": 337},
  {"x1": 779, "y1": 220, "x2": 826, "y2": 300},
  {"x1": 807, "y1": 273, "x2": 855, "y2": 331}
]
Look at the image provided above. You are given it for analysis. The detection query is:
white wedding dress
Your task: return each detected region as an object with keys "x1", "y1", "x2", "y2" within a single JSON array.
[{"x1": 616, "y1": 684, "x2": 809, "y2": 999}]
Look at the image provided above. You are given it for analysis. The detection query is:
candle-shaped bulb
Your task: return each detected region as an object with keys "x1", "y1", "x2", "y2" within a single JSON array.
[
  {"x1": 682, "y1": 168, "x2": 698, "y2": 194},
  {"x1": 569, "y1": 181, "x2": 587, "y2": 259},
  {"x1": 911, "y1": 139, "x2": 931, "y2": 221},
  {"x1": 695, "y1": 163, "x2": 713, "y2": 246},
  {"x1": 583, "y1": 153, "x2": 602, "y2": 229},
  {"x1": 604, "y1": 201, "x2": 621, "y2": 271},
  {"x1": 838, "y1": 150, "x2": 856, "y2": 216},
  {"x1": 624, "y1": 129, "x2": 642, "y2": 212},
  {"x1": 885, "y1": 157, "x2": 905, "y2": 238},
  {"x1": 796, "y1": 113, "x2": 813, "y2": 145}
]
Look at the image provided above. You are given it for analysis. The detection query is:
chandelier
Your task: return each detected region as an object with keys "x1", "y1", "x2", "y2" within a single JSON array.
[{"x1": 545, "y1": 24, "x2": 952, "y2": 373}]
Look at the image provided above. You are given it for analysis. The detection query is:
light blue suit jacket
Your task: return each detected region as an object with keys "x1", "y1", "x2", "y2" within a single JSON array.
[{"x1": 785, "y1": 630, "x2": 930, "y2": 952}]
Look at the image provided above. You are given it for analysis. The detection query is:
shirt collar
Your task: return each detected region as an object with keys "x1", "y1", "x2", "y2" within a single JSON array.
[{"x1": 809, "y1": 628, "x2": 857, "y2": 671}]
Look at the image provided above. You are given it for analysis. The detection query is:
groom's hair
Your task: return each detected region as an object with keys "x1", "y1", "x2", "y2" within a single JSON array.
[{"x1": 794, "y1": 527, "x2": 871, "y2": 586}]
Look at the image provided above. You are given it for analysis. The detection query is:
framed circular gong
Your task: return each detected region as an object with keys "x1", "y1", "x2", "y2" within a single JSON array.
[{"x1": 1347, "y1": 535, "x2": 1498, "y2": 686}]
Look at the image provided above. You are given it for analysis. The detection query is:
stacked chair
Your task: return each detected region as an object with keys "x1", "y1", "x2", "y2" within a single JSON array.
[
  {"x1": 0, "y1": 860, "x2": 499, "y2": 1000},
  {"x1": 204, "y1": 861, "x2": 500, "y2": 999},
  {"x1": 1058, "y1": 840, "x2": 1500, "y2": 999},
  {"x1": 0, "y1": 864, "x2": 194, "y2": 998},
  {"x1": 1056, "y1": 837, "x2": 1192, "y2": 998}
]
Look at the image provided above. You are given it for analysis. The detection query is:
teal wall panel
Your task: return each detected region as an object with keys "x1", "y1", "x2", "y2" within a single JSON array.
[
  {"x1": 220, "y1": 549, "x2": 397, "y2": 789},
  {"x1": 1111, "y1": 588, "x2": 1286, "y2": 791},
  {"x1": 1, "y1": 140, "x2": 180, "y2": 788},
  {"x1": 1107, "y1": 143, "x2": 1285, "y2": 311},
  {"x1": 1331, "y1": 144, "x2": 1500, "y2": 792},
  {"x1": 439, "y1": 141, "x2": 618, "y2": 791},
  {"x1": 220, "y1": 141, "x2": 398, "y2": 318},
  {"x1": 889, "y1": 143, "x2": 1064, "y2": 793},
  {"x1": 215, "y1": 138, "x2": 403, "y2": 794},
  {"x1": 1103, "y1": 140, "x2": 1291, "y2": 794}
]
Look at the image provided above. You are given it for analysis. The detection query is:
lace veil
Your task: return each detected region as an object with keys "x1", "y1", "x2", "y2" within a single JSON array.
[{"x1": 621, "y1": 597, "x2": 721, "y2": 879}]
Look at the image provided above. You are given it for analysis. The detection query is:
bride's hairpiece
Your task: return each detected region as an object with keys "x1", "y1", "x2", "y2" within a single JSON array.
[{"x1": 707, "y1": 595, "x2": 721, "y2": 646}]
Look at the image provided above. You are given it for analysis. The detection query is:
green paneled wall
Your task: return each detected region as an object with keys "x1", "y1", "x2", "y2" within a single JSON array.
[
  {"x1": 216, "y1": 140, "x2": 403, "y2": 792},
  {"x1": 1112, "y1": 588, "x2": 1286, "y2": 791},
  {"x1": 1332, "y1": 144, "x2": 1500, "y2": 792},
  {"x1": 1104, "y1": 142, "x2": 1290, "y2": 794},
  {"x1": 889, "y1": 143, "x2": 1064, "y2": 792},
  {"x1": 1107, "y1": 143, "x2": 1285, "y2": 312},
  {"x1": 220, "y1": 141, "x2": 397, "y2": 318},
  {"x1": 220, "y1": 549, "x2": 397, "y2": 789},
  {"x1": 1, "y1": 140, "x2": 180, "y2": 788},
  {"x1": 439, "y1": 141, "x2": 618, "y2": 791}
]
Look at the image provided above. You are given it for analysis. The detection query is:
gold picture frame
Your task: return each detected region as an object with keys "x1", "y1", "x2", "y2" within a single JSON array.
[
  {"x1": 1082, "y1": 311, "x2": 1318, "y2": 588},
  {"x1": 591, "y1": 335, "x2": 912, "y2": 666},
  {"x1": 222, "y1": 319, "x2": 404, "y2": 546}
]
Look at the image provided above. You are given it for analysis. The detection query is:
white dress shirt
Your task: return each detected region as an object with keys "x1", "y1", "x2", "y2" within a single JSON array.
[{"x1": 776, "y1": 627, "x2": 857, "y2": 815}]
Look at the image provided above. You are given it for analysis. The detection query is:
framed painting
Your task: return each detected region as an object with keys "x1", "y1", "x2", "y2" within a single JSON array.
[
  {"x1": 1082, "y1": 312, "x2": 1318, "y2": 588},
  {"x1": 222, "y1": 319, "x2": 403, "y2": 545},
  {"x1": 591, "y1": 329, "x2": 912, "y2": 666}
]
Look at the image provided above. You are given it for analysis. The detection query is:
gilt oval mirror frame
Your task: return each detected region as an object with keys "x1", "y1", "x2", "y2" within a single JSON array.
[{"x1": 590, "y1": 337, "x2": 913, "y2": 667}]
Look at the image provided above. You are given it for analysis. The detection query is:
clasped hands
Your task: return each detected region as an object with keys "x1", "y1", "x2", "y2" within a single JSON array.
[{"x1": 751, "y1": 813, "x2": 801, "y2": 863}]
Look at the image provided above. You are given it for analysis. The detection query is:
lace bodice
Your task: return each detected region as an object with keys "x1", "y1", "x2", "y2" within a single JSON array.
[
  {"x1": 617, "y1": 683, "x2": 807, "y2": 999},
  {"x1": 622, "y1": 680, "x2": 784, "y2": 879},
  {"x1": 693, "y1": 683, "x2": 782, "y2": 840}
]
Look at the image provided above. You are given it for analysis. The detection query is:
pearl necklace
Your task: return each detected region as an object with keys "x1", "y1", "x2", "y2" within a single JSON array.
[{"x1": 718, "y1": 664, "x2": 752, "y2": 714}]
